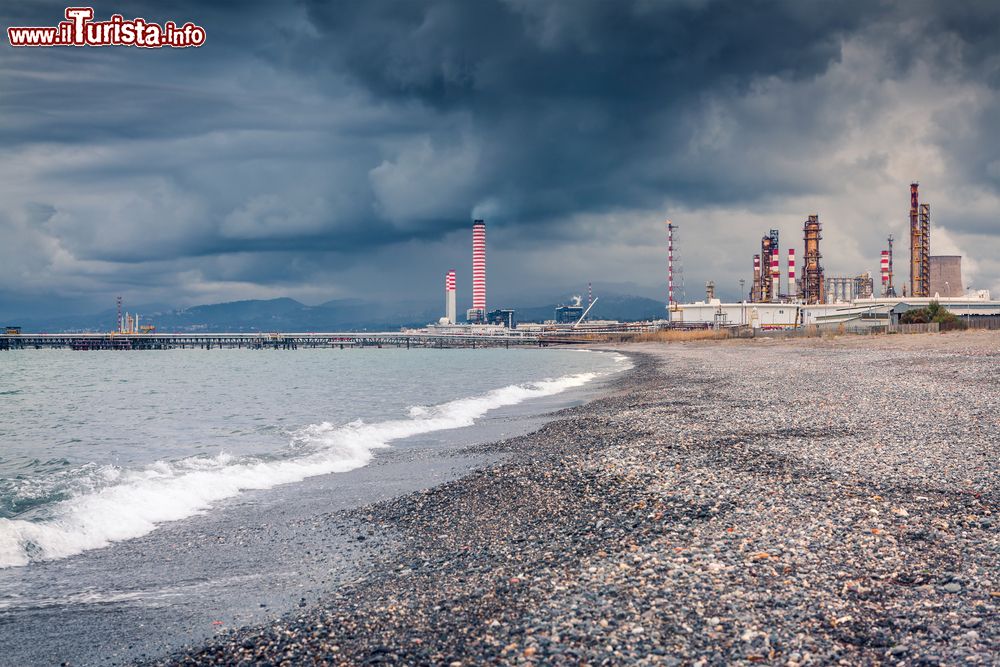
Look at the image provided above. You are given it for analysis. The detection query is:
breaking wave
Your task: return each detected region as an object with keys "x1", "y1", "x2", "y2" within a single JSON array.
[{"x1": 0, "y1": 371, "x2": 597, "y2": 568}]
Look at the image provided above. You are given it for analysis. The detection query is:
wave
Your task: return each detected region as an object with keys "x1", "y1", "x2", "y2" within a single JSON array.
[{"x1": 0, "y1": 371, "x2": 597, "y2": 569}]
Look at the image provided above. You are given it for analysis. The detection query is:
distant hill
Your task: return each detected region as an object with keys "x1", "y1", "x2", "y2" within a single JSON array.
[
  {"x1": 12, "y1": 293, "x2": 665, "y2": 333},
  {"x1": 144, "y1": 298, "x2": 444, "y2": 332}
]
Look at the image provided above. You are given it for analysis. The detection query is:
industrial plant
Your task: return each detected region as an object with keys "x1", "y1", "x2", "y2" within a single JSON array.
[
  {"x1": 431, "y1": 218, "x2": 515, "y2": 333},
  {"x1": 417, "y1": 180, "x2": 998, "y2": 337},
  {"x1": 426, "y1": 219, "x2": 617, "y2": 335},
  {"x1": 672, "y1": 182, "x2": 1000, "y2": 330},
  {"x1": 7, "y1": 181, "x2": 998, "y2": 348},
  {"x1": 114, "y1": 296, "x2": 154, "y2": 334}
]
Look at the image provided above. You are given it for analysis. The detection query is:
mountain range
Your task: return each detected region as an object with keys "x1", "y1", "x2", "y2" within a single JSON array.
[{"x1": 8, "y1": 293, "x2": 666, "y2": 333}]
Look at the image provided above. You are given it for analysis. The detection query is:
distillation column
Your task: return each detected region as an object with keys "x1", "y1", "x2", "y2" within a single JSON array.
[{"x1": 802, "y1": 215, "x2": 824, "y2": 305}]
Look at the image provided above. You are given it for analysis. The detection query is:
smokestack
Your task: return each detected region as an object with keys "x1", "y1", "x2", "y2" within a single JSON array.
[
  {"x1": 787, "y1": 248, "x2": 796, "y2": 298},
  {"x1": 472, "y1": 220, "x2": 486, "y2": 315},
  {"x1": 880, "y1": 250, "x2": 889, "y2": 295},
  {"x1": 771, "y1": 247, "x2": 780, "y2": 300},
  {"x1": 445, "y1": 270, "x2": 456, "y2": 324}
]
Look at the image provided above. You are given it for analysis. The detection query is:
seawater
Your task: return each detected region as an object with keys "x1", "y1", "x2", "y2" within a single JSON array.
[{"x1": 0, "y1": 347, "x2": 626, "y2": 568}]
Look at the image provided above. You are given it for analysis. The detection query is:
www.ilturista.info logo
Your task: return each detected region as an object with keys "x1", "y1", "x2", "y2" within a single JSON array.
[{"x1": 8, "y1": 7, "x2": 206, "y2": 48}]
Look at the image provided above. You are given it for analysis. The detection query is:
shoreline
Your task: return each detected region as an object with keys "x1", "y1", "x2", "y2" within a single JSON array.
[
  {"x1": 0, "y1": 349, "x2": 624, "y2": 666},
  {"x1": 148, "y1": 352, "x2": 650, "y2": 666},
  {"x1": 157, "y1": 335, "x2": 995, "y2": 664}
]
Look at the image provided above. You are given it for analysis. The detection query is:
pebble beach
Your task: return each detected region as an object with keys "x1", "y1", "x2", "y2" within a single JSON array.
[{"x1": 163, "y1": 332, "x2": 999, "y2": 666}]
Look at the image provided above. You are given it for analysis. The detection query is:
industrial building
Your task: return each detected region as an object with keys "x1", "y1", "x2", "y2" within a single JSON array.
[
  {"x1": 554, "y1": 303, "x2": 585, "y2": 324},
  {"x1": 677, "y1": 299, "x2": 799, "y2": 329},
  {"x1": 486, "y1": 309, "x2": 516, "y2": 329},
  {"x1": 823, "y1": 273, "x2": 874, "y2": 304},
  {"x1": 675, "y1": 292, "x2": 1000, "y2": 330}
]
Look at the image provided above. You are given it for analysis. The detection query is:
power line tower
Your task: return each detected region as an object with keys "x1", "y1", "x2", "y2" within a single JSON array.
[{"x1": 666, "y1": 221, "x2": 686, "y2": 321}]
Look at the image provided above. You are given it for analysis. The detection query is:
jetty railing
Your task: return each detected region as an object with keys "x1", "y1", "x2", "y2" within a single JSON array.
[{"x1": 0, "y1": 331, "x2": 590, "y2": 350}]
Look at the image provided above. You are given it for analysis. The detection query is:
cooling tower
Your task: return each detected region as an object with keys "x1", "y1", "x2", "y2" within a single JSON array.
[{"x1": 928, "y1": 256, "x2": 963, "y2": 297}]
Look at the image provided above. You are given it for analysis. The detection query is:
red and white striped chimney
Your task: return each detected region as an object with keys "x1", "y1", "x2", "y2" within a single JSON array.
[
  {"x1": 445, "y1": 270, "x2": 456, "y2": 324},
  {"x1": 787, "y1": 248, "x2": 796, "y2": 298},
  {"x1": 472, "y1": 220, "x2": 486, "y2": 314},
  {"x1": 880, "y1": 250, "x2": 889, "y2": 295},
  {"x1": 770, "y1": 247, "x2": 780, "y2": 299}
]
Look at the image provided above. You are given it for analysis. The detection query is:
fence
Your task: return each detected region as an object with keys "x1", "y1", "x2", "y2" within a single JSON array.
[
  {"x1": 888, "y1": 323, "x2": 940, "y2": 334},
  {"x1": 964, "y1": 316, "x2": 1000, "y2": 330},
  {"x1": 625, "y1": 317, "x2": 999, "y2": 341}
]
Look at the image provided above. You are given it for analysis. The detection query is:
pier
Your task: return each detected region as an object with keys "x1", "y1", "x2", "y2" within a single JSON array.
[{"x1": 0, "y1": 331, "x2": 589, "y2": 350}]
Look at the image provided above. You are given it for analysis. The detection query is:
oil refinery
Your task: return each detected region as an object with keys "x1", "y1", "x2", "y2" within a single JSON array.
[{"x1": 671, "y1": 182, "x2": 1000, "y2": 330}]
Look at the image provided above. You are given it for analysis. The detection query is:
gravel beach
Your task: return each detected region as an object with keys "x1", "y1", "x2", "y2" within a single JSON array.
[{"x1": 162, "y1": 332, "x2": 999, "y2": 666}]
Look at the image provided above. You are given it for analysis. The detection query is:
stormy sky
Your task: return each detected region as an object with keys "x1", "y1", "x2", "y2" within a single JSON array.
[{"x1": 2, "y1": 0, "x2": 1000, "y2": 319}]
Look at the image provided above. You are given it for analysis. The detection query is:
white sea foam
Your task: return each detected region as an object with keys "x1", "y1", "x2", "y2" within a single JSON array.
[{"x1": 0, "y1": 371, "x2": 597, "y2": 568}]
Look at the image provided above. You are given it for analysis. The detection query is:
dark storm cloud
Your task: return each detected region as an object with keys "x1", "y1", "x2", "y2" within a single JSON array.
[
  {"x1": 299, "y1": 0, "x2": 879, "y2": 216},
  {"x1": 307, "y1": 0, "x2": 865, "y2": 102},
  {"x1": 2, "y1": 0, "x2": 1000, "y2": 317}
]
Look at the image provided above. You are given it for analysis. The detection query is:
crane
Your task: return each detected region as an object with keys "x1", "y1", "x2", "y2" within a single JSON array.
[{"x1": 573, "y1": 297, "x2": 599, "y2": 328}]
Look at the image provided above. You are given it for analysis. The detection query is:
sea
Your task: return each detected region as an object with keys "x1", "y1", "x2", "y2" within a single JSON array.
[{"x1": 0, "y1": 347, "x2": 627, "y2": 665}]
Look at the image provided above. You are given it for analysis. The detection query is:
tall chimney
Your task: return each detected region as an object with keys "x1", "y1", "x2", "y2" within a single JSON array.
[
  {"x1": 770, "y1": 247, "x2": 780, "y2": 300},
  {"x1": 787, "y1": 248, "x2": 796, "y2": 298},
  {"x1": 445, "y1": 270, "x2": 456, "y2": 324},
  {"x1": 472, "y1": 220, "x2": 486, "y2": 316}
]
